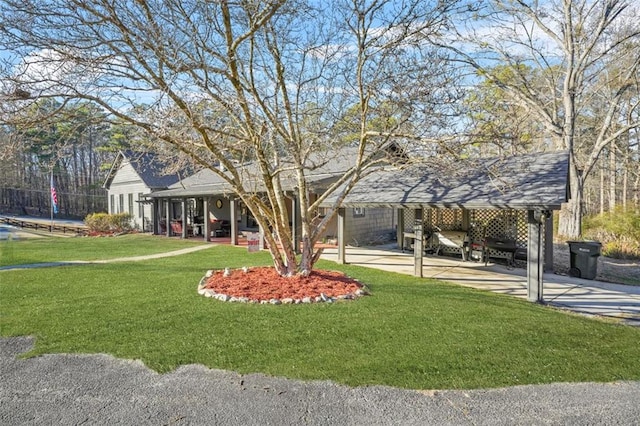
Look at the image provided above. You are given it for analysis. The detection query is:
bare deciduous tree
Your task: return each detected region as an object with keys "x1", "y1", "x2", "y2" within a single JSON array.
[
  {"x1": 0, "y1": 0, "x2": 457, "y2": 276},
  {"x1": 442, "y1": 0, "x2": 640, "y2": 237}
]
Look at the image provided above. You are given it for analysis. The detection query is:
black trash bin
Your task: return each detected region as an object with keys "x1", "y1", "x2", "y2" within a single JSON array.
[{"x1": 567, "y1": 241, "x2": 601, "y2": 280}]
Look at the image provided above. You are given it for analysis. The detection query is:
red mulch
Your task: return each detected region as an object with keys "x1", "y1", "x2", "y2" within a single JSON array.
[{"x1": 202, "y1": 267, "x2": 363, "y2": 301}]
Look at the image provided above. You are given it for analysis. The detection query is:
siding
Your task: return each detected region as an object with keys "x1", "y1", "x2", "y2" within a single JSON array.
[
  {"x1": 107, "y1": 160, "x2": 152, "y2": 230},
  {"x1": 312, "y1": 208, "x2": 396, "y2": 246},
  {"x1": 345, "y1": 207, "x2": 395, "y2": 246}
]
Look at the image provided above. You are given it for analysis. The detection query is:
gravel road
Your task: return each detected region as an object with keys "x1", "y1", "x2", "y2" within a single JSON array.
[{"x1": 2, "y1": 337, "x2": 639, "y2": 425}]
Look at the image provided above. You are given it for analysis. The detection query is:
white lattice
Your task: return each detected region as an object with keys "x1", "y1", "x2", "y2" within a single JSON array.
[{"x1": 400, "y1": 207, "x2": 546, "y2": 267}]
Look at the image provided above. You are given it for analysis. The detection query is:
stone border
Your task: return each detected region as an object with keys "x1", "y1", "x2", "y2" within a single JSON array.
[{"x1": 197, "y1": 268, "x2": 369, "y2": 305}]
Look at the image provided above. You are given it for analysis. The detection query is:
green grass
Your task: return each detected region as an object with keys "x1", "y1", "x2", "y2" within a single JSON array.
[
  {"x1": 1, "y1": 238, "x2": 639, "y2": 390},
  {"x1": 0, "y1": 234, "x2": 203, "y2": 267}
]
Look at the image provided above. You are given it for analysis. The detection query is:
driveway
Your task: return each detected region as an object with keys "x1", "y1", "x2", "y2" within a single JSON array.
[
  {"x1": 321, "y1": 245, "x2": 640, "y2": 326},
  {"x1": 1, "y1": 337, "x2": 639, "y2": 425}
]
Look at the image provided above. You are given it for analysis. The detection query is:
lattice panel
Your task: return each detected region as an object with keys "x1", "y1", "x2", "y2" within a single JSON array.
[
  {"x1": 402, "y1": 209, "x2": 415, "y2": 232},
  {"x1": 401, "y1": 207, "x2": 547, "y2": 267},
  {"x1": 439, "y1": 209, "x2": 463, "y2": 231},
  {"x1": 470, "y1": 209, "x2": 527, "y2": 247},
  {"x1": 471, "y1": 209, "x2": 543, "y2": 266},
  {"x1": 401, "y1": 208, "x2": 544, "y2": 267},
  {"x1": 403, "y1": 209, "x2": 465, "y2": 232}
]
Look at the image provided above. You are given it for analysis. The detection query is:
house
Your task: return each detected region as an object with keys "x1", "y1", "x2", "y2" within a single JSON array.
[
  {"x1": 144, "y1": 146, "x2": 400, "y2": 245},
  {"x1": 103, "y1": 150, "x2": 183, "y2": 231}
]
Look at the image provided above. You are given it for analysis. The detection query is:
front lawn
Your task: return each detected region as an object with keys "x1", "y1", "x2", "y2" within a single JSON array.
[
  {"x1": 0, "y1": 234, "x2": 203, "y2": 267},
  {"x1": 1, "y1": 239, "x2": 639, "y2": 390}
]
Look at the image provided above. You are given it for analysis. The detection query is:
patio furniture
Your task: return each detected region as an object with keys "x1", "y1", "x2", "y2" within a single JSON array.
[
  {"x1": 210, "y1": 219, "x2": 231, "y2": 237},
  {"x1": 484, "y1": 236, "x2": 518, "y2": 268},
  {"x1": 401, "y1": 228, "x2": 436, "y2": 253},
  {"x1": 434, "y1": 230, "x2": 469, "y2": 261},
  {"x1": 170, "y1": 219, "x2": 193, "y2": 236}
]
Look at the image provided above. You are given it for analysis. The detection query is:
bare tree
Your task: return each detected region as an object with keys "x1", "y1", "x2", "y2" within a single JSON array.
[
  {"x1": 0, "y1": 0, "x2": 456, "y2": 276},
  {"x1": 441, "y1": 0, "x2": 640, "y2": 237}
]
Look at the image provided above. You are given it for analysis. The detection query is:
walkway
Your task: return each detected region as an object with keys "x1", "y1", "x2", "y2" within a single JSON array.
[
  {"x1": 0, "y1": 245, "x2": 216, "y2": 271},
  {"x1": 321, "y1": 245, "x2": 640, "y2": 326}
]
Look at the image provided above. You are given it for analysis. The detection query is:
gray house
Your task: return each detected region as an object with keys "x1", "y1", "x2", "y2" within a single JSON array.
[
  {"x1": 103, "y1": 151, "x2": 183, "y2": 231},
  {"x1": 144, "y1": 147, "x2": 399, "y2": 245}
]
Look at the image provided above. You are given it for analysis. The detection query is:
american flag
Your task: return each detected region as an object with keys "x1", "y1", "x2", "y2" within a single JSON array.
[{"x1": 50, "y1": 175, "x2": 59, "y2": 214}]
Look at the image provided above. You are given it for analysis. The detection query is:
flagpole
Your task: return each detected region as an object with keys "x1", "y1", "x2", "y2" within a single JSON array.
[{"x1": 50, "y1": 169, "x2": 54, "y2": 230}]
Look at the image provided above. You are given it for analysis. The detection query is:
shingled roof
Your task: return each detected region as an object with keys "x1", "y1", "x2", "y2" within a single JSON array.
[
  {"x1": 321, "y1": 151, "x2": 570, "y2": 210},
  {"x1": 147, "y1": 145, "x2": 376, "y2": 198}
]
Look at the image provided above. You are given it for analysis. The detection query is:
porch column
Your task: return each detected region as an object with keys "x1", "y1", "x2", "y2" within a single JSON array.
[
  {"x1": 230, "y1": 197, "x2": 239, "y2": 246},
  {"x1": 292, "y1": 195, "x2": 302, "y2": 254},
  {"x1": 165, "y1": 199, "x2": 171, "y2": 237},
  {"x1": 414, "y1": 208, "x2": 423, "y2": 277},
  {"x1": 396, "y1": 208, "x2": 404, "y2": 250},
  {"x1": 151, "y1": 199, "x2": 158, "y2": 235},
  {"x1": 544, "y1": 212, "x2": 554, "y2": 272},
  {"x1": 203, "y1": 197, "x2": 211, "y2": 242},
  {"x1": 527, "y1": 210, "x2": 546, "y2": 303},
  {"x1": 337, "y1": 207, "x2": 346, "y2": 264},
  {"x1": 462, "y1": 208, "x2": 470, "y2": 230},
  {"x1": 181, "y1": 198, "x2": 188, "y2": 239}
]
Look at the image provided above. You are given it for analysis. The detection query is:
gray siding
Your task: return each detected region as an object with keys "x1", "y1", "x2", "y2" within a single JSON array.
[{"x1": 345, "y1": 208, "x2": 395, "y2": 246}]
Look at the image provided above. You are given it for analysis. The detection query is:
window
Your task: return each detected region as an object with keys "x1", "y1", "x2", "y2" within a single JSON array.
[
  {"x1": 128, "y1": 193, "x2": 134, "y2": 216},
  {"x1": 110, "y1": 195, "x2": 115, "y2": 214},
  {"x1": 353, "y1": 207, "x2": 365, "y2": 218},
  {"x1": 118, "y1": 194, "x2": 124, "y2": 213}
]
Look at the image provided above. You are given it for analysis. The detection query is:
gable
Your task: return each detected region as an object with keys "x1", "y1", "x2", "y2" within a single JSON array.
[
  {"x1": 103, "y1": 150, "x2": 182, "y2": 191},
  {"x1": 110, "y1": 159, "x2": 147, "y2": 187}
]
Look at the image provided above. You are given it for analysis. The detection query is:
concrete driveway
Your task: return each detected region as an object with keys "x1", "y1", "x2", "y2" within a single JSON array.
[{"x1": 321, "y1": 245, "x2": 640, "y2": 326}]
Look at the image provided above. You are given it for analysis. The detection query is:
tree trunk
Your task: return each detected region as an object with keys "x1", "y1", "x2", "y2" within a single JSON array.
[
  {"x1": 609, "y1": 142, "x2": 616, "y2": 212},
  {"x1": 622, "y1": 160, "x2": 627, "y2": 211},
  {"x1": 600, "y1": 160, "x2": 605, "y2": 216},
  {"x1": 558, "y1": 163, "x2": 583, "y2": 238},
  {"x1": 634, "y1": 173, "x2": 640, "y2": 214}
]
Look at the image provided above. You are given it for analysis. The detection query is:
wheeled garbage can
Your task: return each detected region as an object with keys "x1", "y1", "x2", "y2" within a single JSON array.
[{"x1": 567, "y1": 241, "x2": 602, "y2": 280}]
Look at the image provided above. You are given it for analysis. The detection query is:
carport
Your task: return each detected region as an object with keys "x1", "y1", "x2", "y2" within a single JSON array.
[{"x1": 324, "y1": 151, "x2": 570, "y2": 303}]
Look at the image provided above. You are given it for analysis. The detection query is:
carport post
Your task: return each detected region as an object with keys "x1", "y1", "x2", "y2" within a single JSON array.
[
  {"x1": 414, "y1": 209, "x2": 423, "y2": 277},
  {"x1": 527, "y1": 210, "x2": 545, "y2": 303},
  {"x1": 544, "y1": 213, "x2": 554, "y2": 272},
  {"x1": 396, "y1": 208, "x2": 404, "y2": 250},
  {"x1": 337, "y1": 208, "x2": 346, "y2": 264}
]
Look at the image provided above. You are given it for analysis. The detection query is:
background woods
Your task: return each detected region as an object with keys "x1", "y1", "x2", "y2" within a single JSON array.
[{"x1": 0, "y1": 100, "x2": 116, "y2": 217}]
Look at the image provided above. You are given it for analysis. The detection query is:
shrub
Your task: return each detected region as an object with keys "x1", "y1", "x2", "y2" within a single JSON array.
[
  {"x1": 85, "y1": 212, "x2": 133, "y2": 235},
  {"x1": 583, "y1": 207, "x2": 640, "y2": 259}
]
